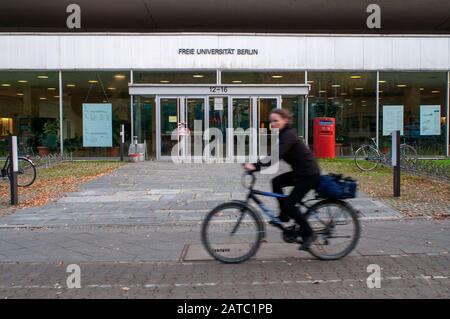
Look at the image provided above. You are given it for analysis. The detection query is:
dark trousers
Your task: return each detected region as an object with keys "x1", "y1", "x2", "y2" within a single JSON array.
[{"x1": 272, "y1": 172, "x2": 321, "y2": 237}]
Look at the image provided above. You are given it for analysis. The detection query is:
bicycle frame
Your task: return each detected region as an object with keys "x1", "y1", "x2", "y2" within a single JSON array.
[
  {"x1": 241, "y1": 172, "x2": 318, "y2": 233},
  {"x1": 246, "y1": 189, "x2": 288, "y2": 227}
]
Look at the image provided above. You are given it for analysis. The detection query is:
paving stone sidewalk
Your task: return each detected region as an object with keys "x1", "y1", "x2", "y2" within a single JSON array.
[{"x1": 0, "y1": 161, "x2": 402, "y2": 228}]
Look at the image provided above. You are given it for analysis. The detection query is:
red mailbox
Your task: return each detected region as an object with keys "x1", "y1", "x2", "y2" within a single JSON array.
[{"x1": 313, "y1": 117, "x2": 336, "y2": 158}]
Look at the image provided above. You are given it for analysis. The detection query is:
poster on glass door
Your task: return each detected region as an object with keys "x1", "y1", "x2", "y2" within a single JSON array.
[
  {"x1": 420, "y1": 105, "x2": 441, "y2": 136},
  {"x1": 383, "y1": 105, "x2": 404, "y2": 136},
  {"x1": 82, "y1": 103, "x2": 112, "y2": 147}
]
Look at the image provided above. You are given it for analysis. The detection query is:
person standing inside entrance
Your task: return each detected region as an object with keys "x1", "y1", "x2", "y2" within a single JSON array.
[{"x1": 244, "y1": 109, "x2": 321, "y2": 250}]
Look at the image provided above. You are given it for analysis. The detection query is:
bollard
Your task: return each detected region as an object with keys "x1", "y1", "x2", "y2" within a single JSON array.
[
  {"x1": 9, "y1": 136, "x2": 18, "y2": 205},
  {"x1": 120, "y1": 124, "x2": 125, "y2": 161},
  {"x1": 392, "y1": 130, "x2": 401, "y2": 197}
]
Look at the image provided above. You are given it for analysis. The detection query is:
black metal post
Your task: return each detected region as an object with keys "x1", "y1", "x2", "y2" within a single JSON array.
[
  {"x1": 9, "y1": 136, "x2": 18, "y2": 205},
  {"x1": 393, "y1": 130, "x2": 401, "y2": 197},
  {"x1": 120, "y1": 124, "x2": 124, "y2": 162}
]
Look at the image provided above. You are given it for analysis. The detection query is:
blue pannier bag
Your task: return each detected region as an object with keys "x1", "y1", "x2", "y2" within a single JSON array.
[{"x1": 317, "y1": 173, "x2": 357, "y2": 199}]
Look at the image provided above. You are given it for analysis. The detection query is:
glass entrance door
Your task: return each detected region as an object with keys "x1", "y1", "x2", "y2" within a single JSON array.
[
  {"x1": 208, "y1": 97, "x2": 228, "y2": 159},
  {"x1": 258, "y1": 97, "x2": 280, "y2": 157},
  {"x1": 231, "y1": 97, "x2": 253, "y2": 160},
  {"x1": 185, "y1": 97, "x2": 206, "y2": 159},
  {"x1": 159, "y1": 97, "x2": 182, "y2": 157}
]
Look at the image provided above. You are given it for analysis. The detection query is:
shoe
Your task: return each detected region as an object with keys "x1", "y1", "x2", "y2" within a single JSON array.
[
  {"x1": 298, "y1": 234, "x2": 317, "y2": 251},
  {"x1": 277, "y1": 213, "x2": 290, "y2": 223}
]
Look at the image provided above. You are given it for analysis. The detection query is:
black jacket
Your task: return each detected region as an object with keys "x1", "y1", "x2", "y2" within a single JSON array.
[{"x1": 256, "y1": 124, "x2": 321, "y2": 176}]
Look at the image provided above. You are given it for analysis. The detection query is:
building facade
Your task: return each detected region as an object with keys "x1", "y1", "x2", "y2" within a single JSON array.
[{"x1": 0, "y1": 32, "x2": 449, "y2": 159}]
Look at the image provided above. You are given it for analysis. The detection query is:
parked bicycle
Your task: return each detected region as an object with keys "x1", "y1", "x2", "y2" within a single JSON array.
[
  {"x1": 0, "y1": 155, "x2": 37, "y2": 187},
  {"x1": 354, "y1": 138, "x2": 417, "y2": 171},
  {"x1": 201, "y1": 170, "x2": 361, "y2": 264}
]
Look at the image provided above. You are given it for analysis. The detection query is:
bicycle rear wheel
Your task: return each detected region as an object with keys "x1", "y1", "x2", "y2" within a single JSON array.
[
  {"x1": 400, "y1": 144, "x2": 418, "y2": 167},
  {"x1": 305, "y1": 199, "x2": 360, "y2": 260},
  {"x1": 354, "y1": 145, "x2": 379, "y2": 171},
  {"x1": 6, "y1": 157, "x2": 37, "y2": 187},
  {"x1": 201, "y1": 202, "x2": 264, "y2": 264}
]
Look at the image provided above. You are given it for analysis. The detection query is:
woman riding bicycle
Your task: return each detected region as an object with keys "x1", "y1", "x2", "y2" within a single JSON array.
[{"x1": 244, "y1": 109, "x2": 321, "y2": 251}]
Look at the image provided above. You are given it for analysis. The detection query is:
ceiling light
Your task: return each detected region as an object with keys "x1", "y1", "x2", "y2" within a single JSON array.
[
  {"x1": 340, "y1": 93, "x2": 348, "y2": 95},
  {"x1": 379, "y1": 80, "x2": 387, "y2": 83},
  {"x1": 419, "y1": 88, "x2": 424, "y2": 91},
  {"x1": 160, "y1": 80, "x2": 170, "y2": 83},
  {"x1": 193, "y1": 74, "x2": 204, "y2": 78},
  {"x1": 18, "y1": 80, "x2": 28, "y2": 83},
  {"x1": 350, "y1": 75, "x2": 361, "y2": 79},
  {"x1": 309, "y1": 95, "x2": 315, "y2": 98},
  {"x1": 17, "y1": 93, "x2": 24, "y2": 96},
  {"x1": 54, "y1": 95, "x2": 60, "y2": 98},
  {"x1": 107, "y1": 87, "x2": 116, "y2": 90},
  {"x1": 39, "y1": 97, "x2": 47, "y2": 100},
  {"x1": 319, "y1": 90, "x2": 326, "y2": 93},
  {"x1": 378, "y1": 90, "x2": 383, "y2": 93},
  {"x1": 66, "y1": 84, "x2": 76, "y2": 87},
  {"x1": 232, "y1": 80, "x2": 242, "y2": 83},
  {"x1": 331, "y1": 84, "x2": 341, "y2": 88},
  {"x1": 397, "y1": 84, "x2": 407, "y2": 88},
  {"x1": 114, "y1": 74, "x2": 126, "y2": 80},
  {"x1": 355, "y1": 87, "x2": 364, "y2": 90},
  {"x1": 307, "y1": 80, "x2": 315, "y2": 84},
  {"x1": 361, "y1": 100, "x2": 367, "y2": 103},
  {"x1": 432, "y1": 90, "x2": 440, "y2": 93},
  {"x1": 271, "y1": 75, "x2": 283, "y2": 78},
  {"x1": 1, "y1": 83, "x2": 11, "y2": 87},
  {"x1": 47, "y1": 87, "x2": 56, "y2": 91},
  {"x1": 37, "y1": 75, "x2": 48, "y2": 79},
  {"x1": 328, "y1": 97, "x2": 334, "y2": 100},
  {"x1": 88, "y1": 80, "x2": 98, "y2": 83},
  {"x1": 345, "y1": 99, "x2": 351, "y2": 102}
]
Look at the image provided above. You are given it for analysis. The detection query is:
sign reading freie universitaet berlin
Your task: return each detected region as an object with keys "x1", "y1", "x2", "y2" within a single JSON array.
[{"x1": 82, "y1": 103, "x2": 112, "y2": 147}]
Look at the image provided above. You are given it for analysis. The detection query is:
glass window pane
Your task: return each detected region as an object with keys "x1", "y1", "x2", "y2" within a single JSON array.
[
  {"x1": 379, "y1": 72, "x2": 447, "y2": 156},
  {"x1": 0, "y1": 71, "x2": 60, "y2": 156},
  {"x1": 134, "y1": 71, "x2": 216, "y2": 84},
  {"x1": 308, "y1": 72, "x2": 377, "y2": 156},
  {"x1": 222, "y1": 71, "x2": 305, "y2": 84},
  {"x1": 62, "y1": 71, "x2": 130, "y2": 157}
]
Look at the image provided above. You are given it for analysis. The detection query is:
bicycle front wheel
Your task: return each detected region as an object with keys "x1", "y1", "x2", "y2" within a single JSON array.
[
  {"x1": 7, "y1": 157, "x2": 37, "y2": 187},
  {"x1": 354, "y1": 145, "x2": 379, "y2": 171},
  {"x1": 201, "y1": 202, "x2": 264, "y2": 264},
  {"x1": 305, "y1": 199, "x2": 360, "y2": 260}
]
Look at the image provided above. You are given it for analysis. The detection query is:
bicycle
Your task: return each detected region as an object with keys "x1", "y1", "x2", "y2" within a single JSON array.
[
  {"x1": 201, "y1": 170, "x2": 361, "y2": 264},
  {"x1": 354, "y1": 138, "x2": 417, "y2": 171},
  {"x1": 0, "y1": 155, "x2": 37, "y2": 187}
]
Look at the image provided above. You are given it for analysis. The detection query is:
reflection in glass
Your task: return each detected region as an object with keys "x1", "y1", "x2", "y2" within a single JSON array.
[
  {"x1": 232, "y1": 98, "x2": 252, "y2": 158},
  {"x1": 134, "y1": 71, "x2": 216, "y2": 84},
  {"x1": 259, "y1": 98, "x2": 277, "y2": 157},
  {"x1": 379, "y1": 72, "x2": 447, "y2": 156},
  {"x1": 209, "y1": 97, "x2": 228, "y2": 158},
  {"x1": 308, "y1": 72, "x2": 377, "y2": 156},
  {"x1": 222, "y1": 72, "x2": 305, "y2": 84},
  {"x1": 186, "y1": 98, "x2": 205, "y2": 157},
  {"x1": 282, "y1": 96, "x2": 305, "y2": 142},
  {"x1": 134, "y1": 96, "x2": 156, "y2": 159},
  {"x1": 62, "y1": 71, "x2": 130, "y2": 157},
  {"x1": 0, "y1": 71, "x2": 60, "y2": 156},
  {"x1": 160, "y1": 98, "x2": 179, "y2": 156}
]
